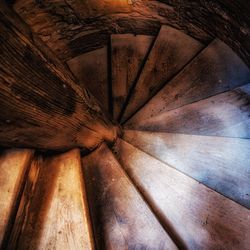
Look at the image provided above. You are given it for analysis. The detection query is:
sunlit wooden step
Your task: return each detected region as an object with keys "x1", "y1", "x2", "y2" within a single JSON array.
[
  {"x1": 0, "y1": 149, "x2": 33, "y2": 249},
  {"x1": 123, "y1": 130, "x2": 250, "y2": 208},
  {"x1": 125, "y1": 39, "x2": 250, "y2": 127},
  {"x1": 82, "y1": 143, "x2": 177, "y2": 249},
  {"x1": 113, "y1": 139, "x2": 250, "y2": 249},
  {"x1": 8, "y1": 149, "x2": 94, "y2": 250}
]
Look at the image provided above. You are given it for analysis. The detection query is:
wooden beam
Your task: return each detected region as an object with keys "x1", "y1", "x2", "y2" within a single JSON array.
[{"x1": 0, "y1": 3, "x2": 118, "y2": 150}]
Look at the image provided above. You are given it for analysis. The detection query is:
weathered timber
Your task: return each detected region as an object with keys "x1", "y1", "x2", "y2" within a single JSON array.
[
  {"x1": 0, "y1": 149, "x2": 33, "y2": 249},
  {"x1": 13, "y1": 0, "x2": 250, "y2": 67},
  {"x1": 13, "y1": 0, "x2": 212, "y2": 61},
  {"x1": 159, "y1": 0, "x2": 250, "y2": 67},
  {"x1": 67, "y1": 47, "x2": 110, "y2": 113},
  {"x1": 125, "y1": 83, "x2": 250, "y2": 138},
  {"x1": 0, "y1": 3, "x2": 118, "y2": 150},
  {"x1": 123, "y1": 130, "x2": 250, "y2": 208},
  {"x1": 113, "y1": 139, "x2": 250, "y2": 249},
  {"x1": 121, "y1": 25, "x2": 204, "y2": 123},
  {"x1": 111, "y1": 34, "x2": 154, "y2": 120},
  {"x1": 126, "y1": 39, "x2": 250, "y2": 126},
  {"x1": 8, "y1": 149, "x2": 94, "y2": 250},
  {"x1": 82, "y1": 143, "x2": 177, "y2": 250}
]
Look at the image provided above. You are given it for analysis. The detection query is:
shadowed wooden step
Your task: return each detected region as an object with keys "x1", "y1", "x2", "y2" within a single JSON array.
[
  {"x1": 120, "y1": 25, "x2": 204, "y2": 123},
  {"x1": 8, "y1": 149, "x2": 94, "y2": 250},
  {"x1": 67, "y1": 47, "x2": 109, "y2": 113},
  {"x1": 125, "y1": 83, "x2": 250, "y2": 138},
  {"x1": 126, "y1": 39, "x2": 250, "y2": 126},
  {"x1": 0, "y1": 149, "x2": 33, "y2": 248},
  {"x1": 113, "y1": 139, "x2": 250, "y2": 250},
  {"x1": 82, "y1": 143, "x2": 177, "y2": 250},
  {"x1": 111, "y1": 34, "x2": 154, "y2": 120},
  {"x1": 123, "y1": 130, "x2": 250, "y2": 208}
]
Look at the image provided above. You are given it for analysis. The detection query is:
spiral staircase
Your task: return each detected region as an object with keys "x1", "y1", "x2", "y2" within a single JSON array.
[{"x1": 1, "y1": 5, "x2": 250, "y2": 250}]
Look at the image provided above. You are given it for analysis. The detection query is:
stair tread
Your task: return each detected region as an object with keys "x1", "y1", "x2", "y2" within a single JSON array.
[
  {"x1": 125, "y1": 39, "x2": 250, "y2": 126},
  {"x1": 67, "y1": 47, "x2": 109, "y2": 113},
  {"x1": 9, "y1": 149, "x2": 94, "y2": 250},
  {"x1": 111, "y1": 34, "x2": 154, "y2": 120},
  {"x1": 123, "y1": 130, "x2": 250, "y2": 208},
  {"x1": 113, "y1": 139, "x2": 250, "y2": 249},
  {"x1": 125, "y1": 83, "x2": 250, "y2": 138},
  {"x1": 121, "y1": 25, "x2": 204, "y2": 123},
  {"x1": 82, "y1": 143, "x2": 177, "y2": 250},
  {"x1": 0, "y1": 149, "x2": 33, "y2": 247}
]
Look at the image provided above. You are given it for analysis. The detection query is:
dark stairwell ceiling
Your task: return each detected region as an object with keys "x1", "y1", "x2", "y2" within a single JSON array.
[{"x1": 11, "y1": 0, "x2": 250, "y2": 66}]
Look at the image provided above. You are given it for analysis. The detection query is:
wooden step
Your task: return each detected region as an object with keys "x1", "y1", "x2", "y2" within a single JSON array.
[
  {"x1": 8, "y1": 149, "x2": 94, "y2": 250},
  {"x1": 113, "y1": 139, "x2": 250, "y2": 249},
  {"x1": 125, "y1": 39, "x2": 250, "y2": 126},
  {"x1": 125, "y1": 83, "x2": 250, "y2": 138},
  {"x1": 120, "y1": 25, "x2": 204, "y2": 123},
  {"x1": 82, "y1": 143, "x2": 177, "y2": 249},
  {"x1": 123, "y1": 130, "x2": 250, "y2": 208},
  {"x1": 67, "y1": 47, "x2": 109, "y2": 113},
  {"x1": 0, "y1": 149, "x2": 33, "y2": 248},
  {"x1": 111, "y1": 34, "x2": 154, "y2": 120}
]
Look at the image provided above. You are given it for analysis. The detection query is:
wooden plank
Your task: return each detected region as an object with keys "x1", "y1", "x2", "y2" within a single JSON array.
[
  {"x1": 111, "y1": 34, "x2": 154, "y2": 120},
  {"x1": 13, "y1": 0, "x2": 212, "y2": 62},
  {"x1": 123, "y1": 130, "x2": 250, "y2": 208},
  {"x1": 67, "y1": 47, "x2": 110, "y2": 113},
  {"x1": 113, "y1": 139, "x2": 250, "y2": 249},
  {"x1": 8, "y1": 149, "x2": 94, "y2": 250},
  {"x1": 125, "y1": 83, "x2": 250, "y2": 138},
  {"x1": 0, "y1": 149, "x2": 33, "y2": 248},
  {"x1": 82, "y1": 143, "x2": 177, "y2": 250},
  {"x1": 0, "y1": 3, "x2": 118, "y2": 150},
  {"x1": 120, "y1": 25, "x2": 204, "y2": 122},
  {"x1": 126, "y1": 39, "x2": 250, "y2": 127}
]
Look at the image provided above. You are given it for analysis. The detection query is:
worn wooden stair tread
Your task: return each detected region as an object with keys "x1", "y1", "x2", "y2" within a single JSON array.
[
  {"x1": 8, "y1": 149, "x2": 94, "y2": 250},
  {"x1": 125, "y1": 83, "x2": 250, "y2": 138},
  {"x1": 0, "y1": 149, "x2": 33, "y2": 248},
  {"x1": 111, "y1": 34, "x2": 154, "y2": 120},
  {"x1": 120, "y1": 25, "x2": 204, "y2": 123},
  {"x1": 113, "y1": 139, "x2": 250, "y2": 249},
  {"x1": 67, "y1": 47, "x2": 110, "y2": 113},
  {"x1": 123, "y1": 130, "x2": 250, "y2": 208},
  {"x1": 82, "y1": 143, "x2": 177, "y2": 249},
  {"x1": 125, "y1": 39, "x2": 250, "y2": 126}
]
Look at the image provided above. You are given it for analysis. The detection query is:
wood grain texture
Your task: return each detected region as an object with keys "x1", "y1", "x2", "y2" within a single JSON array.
[
  {"x1": 113, "y1": 139, "x2": 250, "y2": 250},
  {"x1": 0, "y1": 3, "x2": 118, "y2": 150},
  {"x1": 126, "y1": 39, "x2": 250, "y2": 126},
  {"x1": 67, "y1": 47, "x2": 110, "y2": 113},
  {"x1": 111, "y1": 34, "x2": 154, "y2": 120},
  {"x1": 125, "y1": 83, "x2": 250, "y2": 138},
  {"x1": 13, "y1": 0, "x2": 212, "y2": 62},
  {"x1": 121, "y1": 25, "x2": 204, "y2": 123},
  {"x1": 123, "y1": 130, "x2": 250, "y2": 208},
  {"x1": 8, "y1": 149, "x2": 94, "y2": 250},
  {"x1": 82, "y1": 143, "x2": 177, "y2": 250},
  {"x1": 0, "y1": 149, "x2": 33, "y2": 248}
]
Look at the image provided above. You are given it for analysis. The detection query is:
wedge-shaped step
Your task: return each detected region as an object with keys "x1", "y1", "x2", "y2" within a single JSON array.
[
  {"x1": 113, "y1": 139, "x2": 250, "y2": 249},
  {"x1": 0, "y1": 149, "x2": 33, "y2": 248},
  {"x1": 82, "y1": 143, "x2": 177, "y2": 250},
  {"x1": 123, "y1": 130, "x2": 250, "y2": 208},
  {"x1": 126, "y1": 39, "x2": 250, "y2": 126},
  {"x1": 125, "y1": 83, "x2": 250, "y2": 138},
  {"x1": 111, "y1": 34, "x2": 153, "y2": 120},
  {"x1": 67, "y1": 47, "x2": 109, "y2": 112},
  {"x1": 8, "y1": 149, "x2": 94, "y2": 250},
  {"x1": 121, "y1": 25, "x2": 204, "y2": 122}
]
